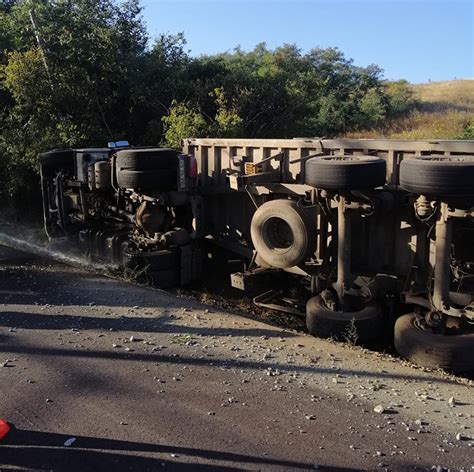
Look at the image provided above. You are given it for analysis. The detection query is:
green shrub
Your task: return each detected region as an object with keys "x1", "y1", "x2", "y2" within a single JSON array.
[
  {"x1": 162, "y1": 101, "x2": 207, "y2": 148},
  {"x1": 458, "y1": 120, "x2": 474, "y2": 139}
]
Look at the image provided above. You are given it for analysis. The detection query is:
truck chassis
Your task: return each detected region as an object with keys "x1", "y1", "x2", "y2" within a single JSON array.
[{"x1": 40, "y1": 138, "x2": 474, "y2": 372}]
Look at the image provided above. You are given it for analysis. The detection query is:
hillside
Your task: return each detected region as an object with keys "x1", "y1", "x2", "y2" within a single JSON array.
[
  {"x1": 347, "y1": 79, "x2": 474, "y2": 140},
  {"x1": 412, "y1": 79, "x2": 474, "y2": 111}
]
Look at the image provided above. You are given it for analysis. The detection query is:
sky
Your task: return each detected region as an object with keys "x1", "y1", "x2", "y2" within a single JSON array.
[{"x1": 140, "y1": 0, "x2": 473, "y2": 84}]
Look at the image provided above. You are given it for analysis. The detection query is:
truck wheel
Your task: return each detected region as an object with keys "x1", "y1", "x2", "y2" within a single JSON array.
[
  {"x1": 116, "y1": 148, "x2": 179, "y2": 171},
  {"x1": 39, "y1": 149, "x2": 75, "y2": 175},
  {"x1": 250, "y1": 199, "x2": 317, "y2": 269},
  {"x1": 305, "y1": 155, "x2": 386, "y2": 190},
  {"x1": 306, "y1": 294, "x2": 383, "y2": 343},
  {"x1": 399, "y1": 156, "x2": 474, "y2": 197},
  {"x1": 117, "y1": 169, "x2": 177, "y2": 190},
  {"x1": 394, "y1": 313, "x2": 474, "y2": 373}
]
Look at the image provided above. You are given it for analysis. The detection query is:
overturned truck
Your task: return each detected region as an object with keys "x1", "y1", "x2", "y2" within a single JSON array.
[{"x1": 40, "y1": 138, "x2": 474, "y2": 372}]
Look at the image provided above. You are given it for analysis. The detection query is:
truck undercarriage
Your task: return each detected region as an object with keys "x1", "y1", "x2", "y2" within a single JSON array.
[{"x1": 40, "y1": 138, "x2": 474, "y2": 373}]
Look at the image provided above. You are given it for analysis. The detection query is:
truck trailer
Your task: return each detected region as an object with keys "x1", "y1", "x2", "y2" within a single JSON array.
[{"x1": 39, "y1": 138, "x2": 474, "y2": 372}]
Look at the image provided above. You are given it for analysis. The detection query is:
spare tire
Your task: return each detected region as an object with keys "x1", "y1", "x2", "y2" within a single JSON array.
[
  {"x1": 399, "y1": 156, "x2": 474, "y2": 197},
  {"x1": 116, "y1": 148, "x2": 179, "y2": 171},
  {"x1": 306, "y1": 294, "x2": 383, "y2": 343},
  {"x1": 250, "y1": 199, "x2": 316, "y2": 269},
  {"x1": 394, "y1": 313, "x2": 474, "y2": 373},
  {"x1": 39, "y1": 149, "x2": 75, "y2": 175},
  {"x1": 305, "y1": 155, "x2": 386, "y2": 190},
  {"x1": 117, "y1": 169, "x2": 177, "y2": 190}
]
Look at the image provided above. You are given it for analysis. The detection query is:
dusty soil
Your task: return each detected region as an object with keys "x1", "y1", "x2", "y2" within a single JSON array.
[{"x1": 0, "y1": 244, "x2": 473, "y2": 471}]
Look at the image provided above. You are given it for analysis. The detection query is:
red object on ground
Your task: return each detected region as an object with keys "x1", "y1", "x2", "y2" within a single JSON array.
[{"x1": 0, "y1": 419, "x2": 10, "y2": 440}]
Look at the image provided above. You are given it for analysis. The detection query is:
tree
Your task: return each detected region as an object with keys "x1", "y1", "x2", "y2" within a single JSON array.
[
  {"x1": 0, "y1": 2, "x2": 418, "y2": 209},
  {"x1": 131, "y1": 33, "x2": 191, "y2": 144},
  {"x1": 162, "y1": 101, "x2": 207, "y2": 148},
  {"x1": 385, "y1": 79, "x2": 417, "y2": 117},
  {"x1": 0, "y1": 0, "x2": 147, "y2": 202},
  {"x1": 211, "y1": 87, "x2": 243, "y2": 137},
  {"x1": 161, "y1": 88, "x2": 243, "y2": 148},
  {"x1": 358, "y1": 88, "x2": 387, "y2": 128}
]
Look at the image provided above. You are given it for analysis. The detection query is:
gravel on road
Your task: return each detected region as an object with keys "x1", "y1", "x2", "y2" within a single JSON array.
[{"x1": 0, "y1": 245, "x2": 472, "y2": 472}]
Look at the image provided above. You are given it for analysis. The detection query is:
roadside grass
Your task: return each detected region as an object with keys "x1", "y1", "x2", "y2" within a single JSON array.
[
  {"x1": 346, "y1": 79, "x2": 474, "y2": 140},
  {"x1": 342, "y1": 317, "x2": 359, "y2": 345},
  {"x1": 106, "y1": 264, "x2": 150, "y2": 284}
]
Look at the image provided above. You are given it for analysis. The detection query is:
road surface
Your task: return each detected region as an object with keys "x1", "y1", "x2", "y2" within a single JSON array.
[{"x1": 0, "y1": 245, "x2": 472, "y2": 471}]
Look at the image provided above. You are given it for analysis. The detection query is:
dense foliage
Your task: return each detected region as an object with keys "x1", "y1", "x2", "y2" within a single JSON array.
[{"x1": 0, "y1": 0, "x2": 416, "y2": 204}]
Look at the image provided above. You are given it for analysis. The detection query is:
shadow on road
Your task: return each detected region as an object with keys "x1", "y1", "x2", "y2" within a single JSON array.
[
  {"x1": 0, "y1": 326, "x2": 466, "y2": 387},
  {"x1": 0, "y1": 311, "x2": 295, "y2": 338},
  {"x1": 0, "y1": 426, "x2": 360, "y2": 471},
  {"x1": 0, "y1": 265, "x2": 173, "y2": 308}
]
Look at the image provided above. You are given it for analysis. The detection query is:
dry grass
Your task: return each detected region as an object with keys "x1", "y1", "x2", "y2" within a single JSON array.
[
  {"x1": 412, "y1": 80, "x2": 474, "y2": 112},
  {"x1": 348, "y1": 110, "x2": 473, "y2": 140},
  {"x1": 346, "y1": 79, "x2": 474, "y2": 140}
]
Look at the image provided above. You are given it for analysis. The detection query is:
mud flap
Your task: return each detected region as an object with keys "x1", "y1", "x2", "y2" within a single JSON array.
[{"x1": 180, "y1": 244, "x2": 202, "y2": 285}]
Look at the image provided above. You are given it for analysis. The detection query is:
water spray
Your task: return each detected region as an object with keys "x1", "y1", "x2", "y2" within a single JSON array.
[{"x1": 0, "y1": 231, "x2": 119, "y2": 273}]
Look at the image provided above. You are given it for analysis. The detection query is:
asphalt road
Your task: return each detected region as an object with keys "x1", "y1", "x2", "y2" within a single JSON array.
[{"x1": 0, "y1": 244, "x2": 473, "y2": 472}]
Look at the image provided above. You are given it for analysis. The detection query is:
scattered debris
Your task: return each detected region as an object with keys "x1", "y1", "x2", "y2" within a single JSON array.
[
  {"x1": 414, "y1": 419, "x2": 427, "y2": 426},
  {"x1": 0, "y1": 420, "x2": 10, "y2": 440},
  {"x1": 63, "y1": 437, "x2": 77, "y2": 447}
]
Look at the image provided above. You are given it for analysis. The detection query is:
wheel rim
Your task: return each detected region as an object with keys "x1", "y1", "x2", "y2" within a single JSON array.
[{"x1": 262, "y1": 217, "x2": 294, "y2": 254}]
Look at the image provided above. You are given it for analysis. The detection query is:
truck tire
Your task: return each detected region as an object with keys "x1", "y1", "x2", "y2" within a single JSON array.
[
  {"x1": 394, "y1": 313, "x2": 474, "y2": 373},
  {"x1": 116, "y1": 148, "x2": 179, "y2": 171},
  {"x1": 39, "y1": 149, "x2": 75, "y2": 175},
  {"x1": 305, "y1": 155, "x2": 386, "y2": 190},
  {"x1": 306, "y1": 294, "x2": 383, "y2": 343},
  {"x1": 399, "y1": 156, "x2": 474, "y2": 197},
  {"x1": 117, "y1": 169, "x2": 177, "y2": 190},
  {"x1": 250, "y1": 199, "x2": 317, "y2": 269}
]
